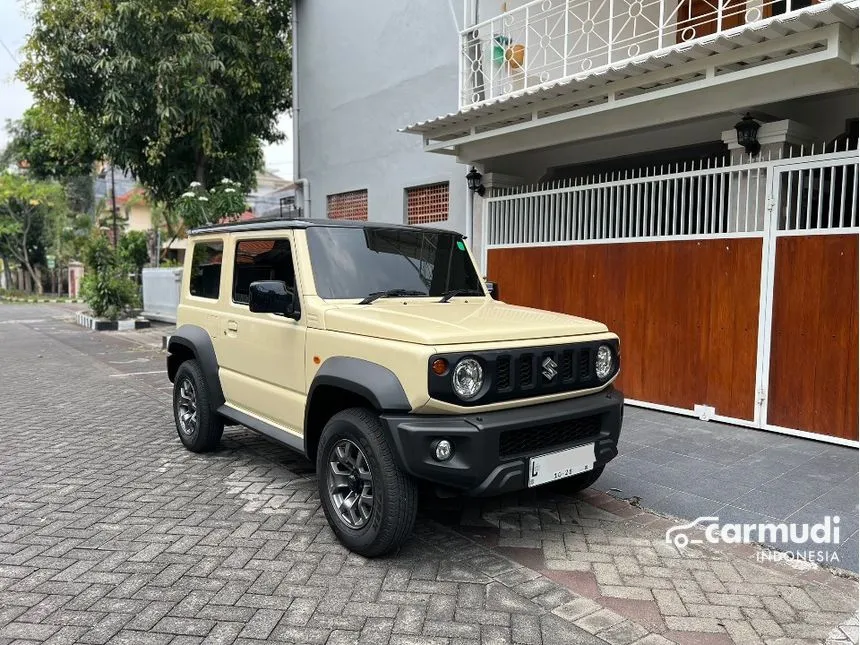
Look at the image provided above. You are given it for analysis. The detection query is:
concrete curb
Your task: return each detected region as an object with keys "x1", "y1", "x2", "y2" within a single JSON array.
[{"x1": 75, "y1": 311, "x2": 152, "y2": 331}]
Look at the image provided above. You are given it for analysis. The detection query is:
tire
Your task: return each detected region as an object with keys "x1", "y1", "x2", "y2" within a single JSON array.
[
  {"x1": 555, "y1": 464, "x2": 605, "y2": 494},
  {"x1": 316, "y1": 407, "x2": 418, "y2": 557},
  {"x1": 173, "y1": 360, "x2": 224, "y2": 453}
]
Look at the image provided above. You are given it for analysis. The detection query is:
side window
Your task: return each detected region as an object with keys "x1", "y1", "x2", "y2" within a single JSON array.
[
  {"x1": 189, "y1": 240, "x2": 223, "y2": 299},
  {"x1": 232, "y1": 238, "x2": 297, "y2": 305}
]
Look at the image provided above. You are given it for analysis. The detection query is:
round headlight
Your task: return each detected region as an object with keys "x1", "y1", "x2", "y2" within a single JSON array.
[
  {"x1": 595, "y1": 345, "x2": 613, "y2": 380},
  {"x1": 452, "y1": 358, "x2": 483, "y2": 400}
]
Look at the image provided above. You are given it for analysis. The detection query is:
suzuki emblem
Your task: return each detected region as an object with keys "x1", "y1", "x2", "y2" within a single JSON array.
[{"x1": 541, "y1": 357, "x2": 558, "y2": 381}]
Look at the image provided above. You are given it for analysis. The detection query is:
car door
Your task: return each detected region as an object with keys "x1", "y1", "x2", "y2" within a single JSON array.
[{"x1": 216, "y1": 232, "x2": 308, "y2": 438}]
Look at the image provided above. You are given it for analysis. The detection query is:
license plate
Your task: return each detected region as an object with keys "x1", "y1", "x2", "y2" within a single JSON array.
[{"x1": 527, "y1": 443, "x2": 595, "y2": 488}]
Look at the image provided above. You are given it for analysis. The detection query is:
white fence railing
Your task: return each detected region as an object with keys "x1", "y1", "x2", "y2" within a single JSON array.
[
  {"x1": 460, "y1": 0, "x2": 846, "y2": 108},
  {"x1": 776, "y1": 155, "x2": 859, "y2": 232},
  {"x1": 484, "y1": 147, "x2": 859, "y2": 249}
]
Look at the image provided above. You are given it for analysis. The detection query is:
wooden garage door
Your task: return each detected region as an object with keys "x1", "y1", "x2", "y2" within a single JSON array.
[
  {"x1": 766, "y1": 234, "x2": 858, "y2": 440},
  {"x1": 487, "y1": 238, "x2": 762, "y2": 420}
]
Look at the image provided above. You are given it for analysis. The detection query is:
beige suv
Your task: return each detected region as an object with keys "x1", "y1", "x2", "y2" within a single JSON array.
[{"x1": 167, "y1": 218, "x2": 623, "y2": 556}]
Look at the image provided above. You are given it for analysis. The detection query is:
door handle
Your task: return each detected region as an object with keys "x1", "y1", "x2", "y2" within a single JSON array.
[{"x1": 226, "y1": 320, "x2": 239, "y2": 333}]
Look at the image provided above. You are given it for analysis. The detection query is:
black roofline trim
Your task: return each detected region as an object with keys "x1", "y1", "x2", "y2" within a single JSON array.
[{"x1": 189, "y1": 217, "x2": 462, "y2": 237}]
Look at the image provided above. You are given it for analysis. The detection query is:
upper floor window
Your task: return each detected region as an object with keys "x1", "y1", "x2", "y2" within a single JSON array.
[
  {"x1": 327, "y1": 189, "x2": 368, "y2": 220},
  {"x1": 189, "y1": 240, "x2": 223, "y2": 299},
  {"x1": 406, "y1": 183, "x2": 449, "y2": 225},
  {"x1": 232, "y1": 238, "x2": 296, "y2": 305}
]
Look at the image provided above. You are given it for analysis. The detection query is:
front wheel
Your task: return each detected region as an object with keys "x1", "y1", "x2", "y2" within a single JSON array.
[
  {"x1": 317, "y1": 408, "x2": 418, "y2": 557},
  {"x1": 173, "y1": 360, "x2": 223, "y2": 453}
]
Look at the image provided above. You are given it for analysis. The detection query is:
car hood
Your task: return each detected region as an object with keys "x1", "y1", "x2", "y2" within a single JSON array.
[{"x1": 323, "y1": 299, "x2": 607, "y2": 345}]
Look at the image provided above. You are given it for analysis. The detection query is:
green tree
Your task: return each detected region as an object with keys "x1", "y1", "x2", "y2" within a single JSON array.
[
  {"x1": 63, "y1": 213, "x2": 96, "y2": 263},
  {"x1": 0, "y1": 174, "x2": 67, "y2": 294},
  {"x1": 176, "y1": 179, "x2": 247, "y2": 229},
  {"x1": 118, "y1": 230, "x2": 151, "y2": 275},
  {"x1": 2, "y1": 104, "x2": 99, "y2": 181},
  {"x1": 20, "y1": 0, "x2": 292, "y2": 206}
]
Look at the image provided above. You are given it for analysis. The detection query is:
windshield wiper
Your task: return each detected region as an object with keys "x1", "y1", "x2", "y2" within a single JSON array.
[
  {"x1": 359, "y1": 289, "x2": 426, "y2": 305},
  {"x1": 438, "y1": 289, "x2": 484, "y2": 303}
]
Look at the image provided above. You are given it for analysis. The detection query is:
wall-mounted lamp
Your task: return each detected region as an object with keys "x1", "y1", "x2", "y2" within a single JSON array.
[
  {"x1": 735, "y1": 113, "x2": 761, "y2": 156},
  {"x1": 466, "y1": 166, "x2": 485, "y2": 196}
]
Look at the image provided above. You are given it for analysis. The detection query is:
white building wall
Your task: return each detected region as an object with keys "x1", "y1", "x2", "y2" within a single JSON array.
[{"x1": 294, "y1": 0, "x2": 470, "y2": 234}]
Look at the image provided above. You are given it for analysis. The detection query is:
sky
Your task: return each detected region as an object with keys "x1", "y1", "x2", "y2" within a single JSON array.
[{"x1": 0, "y1": 0, "x2": 294, "y2": 180}]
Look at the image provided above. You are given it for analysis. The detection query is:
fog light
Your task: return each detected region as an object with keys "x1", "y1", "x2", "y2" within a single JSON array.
[{"x1": 434, "y1": 439, "x2": 454, "y2": 461}]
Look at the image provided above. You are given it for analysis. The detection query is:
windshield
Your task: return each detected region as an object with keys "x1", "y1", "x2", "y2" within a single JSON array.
[{"x1": 306, "y1": 226, "x2": 484, "y2": 299}]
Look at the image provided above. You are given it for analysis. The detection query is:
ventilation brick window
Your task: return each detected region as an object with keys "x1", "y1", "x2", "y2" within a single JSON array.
[
  {"x1": 407, "y1": 182, "x2": 449, "y2": 225},
  {"x1": 327, "y1": 189, "x2": 368, "y2": 221}
]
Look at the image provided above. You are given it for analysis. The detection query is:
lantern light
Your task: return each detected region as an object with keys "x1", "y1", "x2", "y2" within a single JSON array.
[{"x1": 735, "y1": 113, "x2": 761, "y2": 156}]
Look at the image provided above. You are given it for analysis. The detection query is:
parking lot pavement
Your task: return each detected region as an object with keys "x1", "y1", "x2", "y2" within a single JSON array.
[
  {"x1": 0, "y1": 303, "x2": 857, "y2": 645},
  {"x1": 601, "y1": 407, "x2": 860, "y2": 574}
]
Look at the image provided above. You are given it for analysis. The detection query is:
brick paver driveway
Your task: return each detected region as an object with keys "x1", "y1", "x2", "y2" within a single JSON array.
[{"x1": 0, "y1": 304, "x2": 857, "y2": 645}]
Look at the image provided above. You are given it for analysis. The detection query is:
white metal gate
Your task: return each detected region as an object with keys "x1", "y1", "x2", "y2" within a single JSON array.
[
  {"x1": 481, "y1": 146, "x2": 859, "y2": 445},
  {"x1": 756, "y1": 149, "x2": 859, "y2": 443}
]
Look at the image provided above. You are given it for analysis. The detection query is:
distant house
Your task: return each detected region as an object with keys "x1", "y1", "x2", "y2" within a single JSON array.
[{"x1": 246, "y1": 170, "x2": 297, "y2": 218}]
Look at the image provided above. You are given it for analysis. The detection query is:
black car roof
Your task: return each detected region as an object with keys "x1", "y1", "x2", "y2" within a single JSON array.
[{"x1": 189, "y1": 217, "x2": 458, "y2": 236}]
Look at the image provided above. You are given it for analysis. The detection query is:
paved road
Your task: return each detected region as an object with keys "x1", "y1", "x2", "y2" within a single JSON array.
[{"x1": 0, "y1": 303, "x2": 857, "y2": 645}]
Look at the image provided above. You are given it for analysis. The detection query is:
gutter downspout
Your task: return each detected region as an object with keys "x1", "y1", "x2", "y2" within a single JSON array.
[
  {"x1": 292, "y1": 3, "x2": 311, "y2": 218},
  {"x1": 464, "y1": 0, "x2": 480, "y2": 249}
]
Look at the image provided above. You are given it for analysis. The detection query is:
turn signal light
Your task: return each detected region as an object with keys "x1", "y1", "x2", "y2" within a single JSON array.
[{"x1": 431, "y1": 358, "x2": 448, "y2": 375}]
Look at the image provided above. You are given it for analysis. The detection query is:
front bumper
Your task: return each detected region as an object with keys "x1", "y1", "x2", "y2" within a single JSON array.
[{"x1": 381, "y1": 387, "x2": 623, "y2": 496}]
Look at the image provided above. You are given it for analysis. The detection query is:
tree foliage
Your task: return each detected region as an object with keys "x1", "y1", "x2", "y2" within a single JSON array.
[
  {"x1": 176, "y1": 179, "x2": 247, "y2": 230},
  {"x1": 118, "y1": 230, "x2": 151, "y2": 273},
  {"x1": 20, "y1": 0, "x2": 292, "y2": 206},
  {"x1": 2, "y1": 104, "x2": 99, "y2": 181},
  {"x1": 0, "y1": 174, "x2": 67, "y2": 294}
]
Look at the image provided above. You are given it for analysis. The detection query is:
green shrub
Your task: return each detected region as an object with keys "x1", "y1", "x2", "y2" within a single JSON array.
[{"x1": 80, "y1": 233, "x2": 140, "y2": 320}]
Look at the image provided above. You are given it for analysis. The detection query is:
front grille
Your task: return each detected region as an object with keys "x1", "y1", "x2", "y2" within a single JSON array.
[
  {"x1": 519, "y1": 354, "x2": 534, "y2": 389},
  {"x1": 578, "y1": 349, "x2": 591, "y2": 380},
  {"x1": 560, "y1": 350, "x2": 573, "y2": 381},
  {"x1": 497, "y1": 356, "x2": 511, "y2": 390},
  {"x1": 427, "y1": 339, "x2": 618, "y2": 406},
  {"x1": 499, "y1": 415, "x2": 602, "y2": 458}
]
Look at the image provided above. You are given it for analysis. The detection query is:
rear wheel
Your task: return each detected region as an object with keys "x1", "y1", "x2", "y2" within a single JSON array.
[
  {"x1": 173, "y1": 360, "x2": 223, "y2": 453},
  {"x1": 317, "y1": 407, "x2": 418, "y2": 556}
]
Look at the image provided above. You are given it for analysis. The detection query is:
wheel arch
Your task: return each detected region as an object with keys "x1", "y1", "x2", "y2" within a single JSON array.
[
  {"x1": 303, "y1": 357, "x2": 410, "y2": 462},
  {"x1": 166, "y1": 325, "x2": 225, "y2": 409}
]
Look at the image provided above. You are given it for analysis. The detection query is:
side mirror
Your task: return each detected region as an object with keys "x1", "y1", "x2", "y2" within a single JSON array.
[
  {"x1": 249, "y1": 280, "x2": 300, "y2": 320},
  {"x1": 485, "y1": 281, "x2": 499, "y2": 300}
]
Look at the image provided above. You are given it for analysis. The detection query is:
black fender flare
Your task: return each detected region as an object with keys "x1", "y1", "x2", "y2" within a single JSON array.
[
  {"x1": 166, "y1": 324, "x2": 225, "y2": 409},
  {"x1": 304, "y1": 357, "x2": 411, "y2": 453}
]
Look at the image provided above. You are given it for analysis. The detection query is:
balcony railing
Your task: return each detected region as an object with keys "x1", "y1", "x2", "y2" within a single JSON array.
[{"x1": 460, "y1": 0, "x2": 832, "y2": 109}]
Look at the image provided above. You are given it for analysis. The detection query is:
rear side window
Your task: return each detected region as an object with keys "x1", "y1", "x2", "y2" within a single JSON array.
[
  {"x1": 232, "y1": 238, "x2": 297, "y2": 305},
  {"x1": 189, "y1": 240, "x2": 223, "y2": 299}
]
